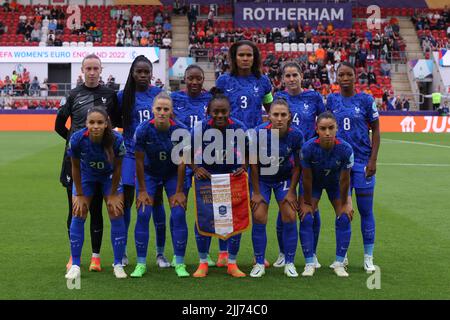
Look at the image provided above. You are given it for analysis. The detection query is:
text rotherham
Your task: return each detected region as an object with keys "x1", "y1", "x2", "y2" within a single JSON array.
[{"x1": 242, "y1": 7, "x2": 344, "y2": 22}]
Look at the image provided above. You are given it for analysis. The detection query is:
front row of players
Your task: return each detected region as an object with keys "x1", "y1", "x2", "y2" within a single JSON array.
[{"x1": 65, "y1": 91, "x2": 357, "y2": 280}]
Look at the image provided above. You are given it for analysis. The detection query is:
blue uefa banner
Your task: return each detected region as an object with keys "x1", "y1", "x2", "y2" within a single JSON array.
[{"x1": 234, "y1": 3, "x2": 353, "y2": 29}]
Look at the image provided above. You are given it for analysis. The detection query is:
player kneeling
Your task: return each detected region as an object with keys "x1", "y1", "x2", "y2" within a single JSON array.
[
  {"x1": 65, "y1": 107, "x2": 127, "y2": 280},
  {"x1": 299, "y1": 112, "x2": 354, "y2": 277}
]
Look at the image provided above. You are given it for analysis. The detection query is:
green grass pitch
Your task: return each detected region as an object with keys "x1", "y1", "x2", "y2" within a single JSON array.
[{"x1": 0, "y1": 132, "x2": 449, "y2": 300}]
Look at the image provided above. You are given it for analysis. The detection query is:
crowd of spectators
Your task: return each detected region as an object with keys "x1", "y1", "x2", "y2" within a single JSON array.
[
  {"x1": 113, "y1": 7, "x2": 172, "y2": 48},
  {"x1": 210, "y1": 18, "x2": 405, "y2": 110},
  {"x1": 15, "y1": 5, "x2": 66, "y2": 46},
  {"x1": 413, "y1": 7, "x2": 450, "y2": 54}
]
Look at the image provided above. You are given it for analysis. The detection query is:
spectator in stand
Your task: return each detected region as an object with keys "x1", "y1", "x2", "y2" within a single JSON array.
[
  {"x1": 124, "y1": 32, "x2": 133, "y2": 47},
  {"x1": 316, "y1": 44, "x2": 326, "y2": 66},
  {"x1": 30, "y1": 25, "x2": 42, "y2": 42},
  {"x1": 326, "y1": 22, "x2": 335, "y2": 36},
  {"x1": 208, "y1": 8, "x2": 215, "y2": 28},
  {"x1": 162, "y1": 32, "x2": 172, "y2": 49},
  {"x1": 402, "y1": 98, "x2": 411, "y2": 111},
  {"x1": 358, "y1": 68, "x2": 368, "y2": 85},
  {"x1": 140, "y1": 35, "x2": 149, "y2": 47},
  {"x1": 3, "y1": 0, "x2": 10, "y2": 12},
  {"x1": 132, "y1": 13, "x2": 142, "y2": 26},
  {"x1": 116, "y1": 27, "x2": 125, "y2": 46},
  {"x1": 22, "y1": 68, "x2": 30, "y2": 95},
  {"x1": 163, "y1": 19, "x2": 172, "y2": 32},
  {"x1": 368, "y1": 68, "x2": 377, "y2": 85},
  {"x1": 93, "y1": 28, "x2": 102, "y2": 43},
  {"x1": 132, "y1": 36, "x2": 140, "y2": 47},
  {"x1": 30, "y1": 76, "x2": 40, "y2": 96},
  {"x1": 330, "y1": 82, "x2": 341, "y2": 93},
  {"x1": 155, "y1": 12, "x2": 163, "y2": 25}
]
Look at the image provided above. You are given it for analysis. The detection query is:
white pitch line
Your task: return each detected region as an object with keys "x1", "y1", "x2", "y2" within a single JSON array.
[
  {"x1": 378, "y1": 163, "x2": 450, "y2": 167},
  {"x1": 382, "y1": 138, "x2": 450, "y2": 149}
]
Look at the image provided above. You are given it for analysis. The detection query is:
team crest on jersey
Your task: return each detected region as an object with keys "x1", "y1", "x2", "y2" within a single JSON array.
[
  {"x1": 101, "y1": 97, "x2": 107, "y2": 104},
  {"x1": 336, "y1": 160, "x2": 341, "y2": 165},
  {"x1": 303, "y1": 103, "x2": 309, "y2": 111},
  {"x1": 253, "y1": 85, "x2": 259, "y2": 94},
  {"x1": 355, "y1": 107, "x2": 360, "y2": 113}
]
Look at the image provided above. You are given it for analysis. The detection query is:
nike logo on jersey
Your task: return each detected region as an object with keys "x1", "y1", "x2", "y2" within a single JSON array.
[
  {"x1": 79, "y1": 100, "x2": 86, "y2": 105},
  {"x1": 226, "y1": 88, "x2": 234, "y2": 92}
]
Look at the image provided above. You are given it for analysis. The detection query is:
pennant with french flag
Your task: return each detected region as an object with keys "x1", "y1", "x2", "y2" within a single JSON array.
[{"x1": 193, "y1": 173, "x2": 251, "y2": 240}]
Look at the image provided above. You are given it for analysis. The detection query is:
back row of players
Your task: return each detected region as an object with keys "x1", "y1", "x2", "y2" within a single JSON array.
[{"x1": 57, "y1": 40, "x2": 380, "y2": 280}]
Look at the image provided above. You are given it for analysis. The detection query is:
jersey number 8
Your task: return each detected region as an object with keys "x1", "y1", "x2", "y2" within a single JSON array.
[{"x1": 343, "y1": 117, "x2": 351, "y2": 131}]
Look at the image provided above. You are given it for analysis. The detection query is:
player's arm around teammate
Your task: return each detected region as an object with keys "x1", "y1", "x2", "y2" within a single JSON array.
[
  {"x1": 249, "y1": 99, "x2": 302, "y2": 278},
  {"x1": 65, "y1": 107, "x2": 128, "y2": 281},
  {"x1": 299, "y1": 112, "x2": 354, "y2": 278}
]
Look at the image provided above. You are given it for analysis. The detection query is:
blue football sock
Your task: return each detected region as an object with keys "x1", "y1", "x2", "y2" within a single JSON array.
[
  {"x1": 276, "y1": 211, "x2": 284, "y2": 255},
  {"x1": 123, "y1": 205, "x2": 131, "y2": 233},
  {"x1": 152, "y1": 204, "x2": 166, "y2": 255},
  {"x1": 69, "y1": 216, "x2": 85, "y2": 266},
  {"x1": 205, "y1": 234, "x2": 212, "y2": 254},
  {"x1": 194, "y1": 224, "x2": 209, "y2": 259},
  {"x1": 171, "y1": 206, "x2": 188, "y2": 258},
  {"x1": 356, "y1": 188, "x2": 375, "y2": 256},
  {"x1": 252, "y1": 223, "x2": 267, "y2": 265},
  {"x1": 110, "y1": 217, "x2": 126, "y2": 266},
  {"x1": 299, "y1": 213, "x2": 314, "y2": 264},
  {"x1": 313, "y1": 210, "x2": 321, "y2": 254},
  {"x1": 283, "y1": 221, "x2": 298, "y2": 264},
  {"x1": 219, "y1": 238, "x2": 228, "y2": 252},
  {"x1": 335, "y1": 214, "x2": 351, "y2": 262},
  {"x1": 227, "y1": 234, "x2": 241, "y2": 258},
  {"x1": 135, "y1": 205, "x2": 152, "y2": 264}
]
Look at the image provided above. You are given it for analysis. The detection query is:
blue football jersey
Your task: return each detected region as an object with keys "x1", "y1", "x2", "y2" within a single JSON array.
[
  {"x1": 254, "y1": 122, "x2": 304, "y2": 182},
  {"x1": 216, "y1": 73, "x2": 272, "y2": 129},
  {"x1": 274, "y1": 90, "x2": 325, "y2": 140},
  {"x1": 191, "y1": 117, "x2": 248, "y2": 174},
  {"x1": 134, "y1": 119, "x2": 188, "y2": 177},
  {"x1": 301, "y1": 137, "x2": 354, "y2": 188},
  {"x1": 117, "y1": 86, "x2": 162, "y2": 156},
  {"x1": 326, "y1": 93, "x2": 379, "y2": 163},
  {"x1": 67, "y1": 128, "x2": 126, "y2": 181},
  {"x1": 171, "y1": 90, "x2": 212, "y2": 129}
]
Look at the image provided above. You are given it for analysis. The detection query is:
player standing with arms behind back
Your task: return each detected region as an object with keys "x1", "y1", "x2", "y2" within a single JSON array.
[
  {"x1": 216, "y1": 40, "x2": 273, "y2": 268},
  {"x1": 55, "y1": 54, "x2": 120, "y2": 273},
  {"x1": 326, "y1": 62, "x2": 380, "y2": 273},
  {"x1": 117, "y1": 55, "x2": 171, "y2": 268},
  {"x1": 170, "y1": 64, "x2": 216, "y2": 267}
]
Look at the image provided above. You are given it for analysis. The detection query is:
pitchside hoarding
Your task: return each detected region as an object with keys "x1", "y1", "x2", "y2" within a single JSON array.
[{"x1": 234, "y1": 3, "x2": 353, "y2": 29}]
